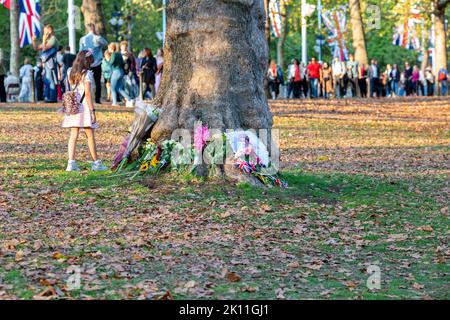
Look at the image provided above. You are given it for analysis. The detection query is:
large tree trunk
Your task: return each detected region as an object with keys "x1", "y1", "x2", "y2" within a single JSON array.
[
  {"x1": 9, "y1": 0, "x2": 20, "y2": 76},
  {"x1": 348, "y1": 0, "x2": 368, "y2": 67},
  {"x1": 81, "y1": 0, "x2": 106, "y2": 36},
  {"x1": 151, "y1": 0, "x2": 273, "y2": 146},
  {"x1": 434, "y1": 4, "x2": 448, "y2": 75}
]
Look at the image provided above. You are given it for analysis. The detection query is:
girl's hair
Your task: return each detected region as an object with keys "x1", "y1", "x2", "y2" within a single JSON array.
[
  {"x1": 157, "y1": 48, "x2": 164, "y2": 56},
  {"x1": 69, "y1": 50, "x2": 94, "y2": 85},
  {"x1": 44, "y1": 24, "x2": 54, "y2": 33},
  {"x1": 120, "y1": 40, "x2": 129, "y2": 50},
  {"x1": 144, "y1": 48, "x2": 153, "y2": 58},
  {"x1": 108, "y1": 42, "x2": 117, "y2": 52}
]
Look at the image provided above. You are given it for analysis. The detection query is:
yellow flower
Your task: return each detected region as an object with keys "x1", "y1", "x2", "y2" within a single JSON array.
[
  {"x1": 150, "y1": 155, "x2": 160, "y2": 168},
  {"x1": 140, "y1": 162, "x2": 149, "y2": 172}
]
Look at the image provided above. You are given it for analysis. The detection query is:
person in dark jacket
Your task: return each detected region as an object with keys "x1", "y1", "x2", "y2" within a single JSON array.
[
  {"x1": 140, "y1": 48, "x2": 157, "y2": 99},
  {"x1": 390, "y1": 64, "x2": 400, "y2": 97},
  {"x1": 404, "y1": 62, "x2": 413, "y2": 96},
  {"x1": 0, "y1": 49, "x2": 6, "y2": 102}
]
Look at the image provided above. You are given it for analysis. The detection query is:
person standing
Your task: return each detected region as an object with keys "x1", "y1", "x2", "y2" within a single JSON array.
[
  {"x1": 332, "y1": 57, "x2": 346, "y2": 98},
  {"x1": 79, "y1": 23, "x2": 108, "y2": 104},
  {"x1": 369, "y1": 60, "x2": 380, "y2": 98},
  {"x1": 120, "y1": 41, "x2": 139, "y2": 102},
  {"x1": 411, "y1": 65, "x2": 420, "y2": 96},
  {"x1": 320, "y1": 62, "x2": 333, "y2": 99},
  {"x1": 288, "y1": 59, "x2": 303, "y2": 99},
  {"x1": 32, "y1": 24, "x2": 58, "y2": 103},
  {"x1": 383, "y1": 64, "x2": 393, "y2": 97},
  {"x1": 346, "y1": 54, "x2": 359, "y2": 97},
  {"x1": 154, "y1": 48, "x2": 164, "y2": 95},
  {"x1": 286, "y1": 59, "x2": 295, "y2": 99},
  {"x1": 140, "y1": 48, "x2": 157, "y2": 99},
  {"x1": 404, "y1": 62, "x2": 413, "y2": 96},
  {"x1": 34, "y1": 60, "x2": 44, "y2": 101},
  {"x1": 103, "y1": 42, "x2": 132, "y2": 107},
  {"x1": 390, "y1": 64, "x2": 400, "y2": 97},
  {"x1": 62, "y1": 46, "x2": 76, "y2": 86},
  {"x1": 307, "y1": 58, "x2": 321, "y2": 98},
  {"x1": 18, "y1": 58, "x2": 34, "y2": 102},
  {"x1": 358, "y1": 63, "x2": 368, "y2": 98},
  {"x1": 0, "y1": 49, "x2": 6, "y2": 102},
  {"x1": 267, "y1": 60, "x2": 282, "y2": 100},
  {"x1": 101, "y1": 50, "x2": 112, "y2": 102},
  {"x1": 418, "y1": 67, "x2": 426, "y2": 96},
  {"x1": 437, "y1": 66, "x2": 448, "y2": 96},
  {"x1": 62, "y1": 50, "x2": 107, "y2": 172},
  {"x1": 425, "y1": 66, "x2": 435, "y2": 96}
]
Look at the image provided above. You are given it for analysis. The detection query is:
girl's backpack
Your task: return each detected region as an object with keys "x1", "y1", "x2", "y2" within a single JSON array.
[
  {"x1": 61, "y1": 82, "x2": 85, "y2": 115},
  {"x1": 438, "y1": 70, "x2": 448, "y2": 82}
]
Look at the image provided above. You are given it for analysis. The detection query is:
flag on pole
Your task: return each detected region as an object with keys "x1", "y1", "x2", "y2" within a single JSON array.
[
  {"x1": 19, "y1": 0, "x2": 41, "y2": 47},
  {"x1": 269, "y1": 0, "x2": 283, "y2": 38},
  {"x1": 322, "y1": 6, "x2": 348, "y2": 61},
  {"x1": 392, "y1": 8, "x2": 422, "y2": 51},
  {"x1": 1, "y1": 0, "x2": 10, "y2": 9}
]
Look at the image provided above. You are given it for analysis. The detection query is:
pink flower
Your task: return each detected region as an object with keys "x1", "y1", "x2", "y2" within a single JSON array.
[{"x1": 194, "y1": 124, "x2": 210, "y2": 151}]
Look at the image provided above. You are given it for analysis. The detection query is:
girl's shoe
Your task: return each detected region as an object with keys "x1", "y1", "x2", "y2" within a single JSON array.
[
  {"x1": 92, "y1": 160, "x2": 108, "y2": 171},
  {"x1": 66, "y1": 160, "x2": 80, "y2": 172}
]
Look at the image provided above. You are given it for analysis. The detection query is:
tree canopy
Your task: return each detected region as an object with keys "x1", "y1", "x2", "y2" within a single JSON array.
[{"x1": 0, "y1": 0, "x2": 448, "y2": 69}]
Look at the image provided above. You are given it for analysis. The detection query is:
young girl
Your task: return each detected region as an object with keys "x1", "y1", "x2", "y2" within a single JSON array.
[{"x1": 62, "y1": 50, "x2": 107, "y2": 172}]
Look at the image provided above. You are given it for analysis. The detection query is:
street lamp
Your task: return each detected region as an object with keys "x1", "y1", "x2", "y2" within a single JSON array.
[{"x1": 109, "y1": 5, "x2": 124, "y2": 42}]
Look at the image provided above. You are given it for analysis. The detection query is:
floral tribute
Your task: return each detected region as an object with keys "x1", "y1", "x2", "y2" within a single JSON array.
[{"x1": 113, "y1": 105, "x2": 287, "y2": 188}]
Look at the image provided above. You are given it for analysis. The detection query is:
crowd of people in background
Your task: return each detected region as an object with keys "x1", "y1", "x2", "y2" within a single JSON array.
[
  {"x1": 267, "y1": 54, "x2": 449, "y2": 100},
  {"x1": 0, "y1": 23, "x2": 165, "y2": 106}
]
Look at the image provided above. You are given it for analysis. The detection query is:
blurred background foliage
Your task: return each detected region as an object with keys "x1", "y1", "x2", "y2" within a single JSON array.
[{"x1": 0, "y1": 0, "x2": 448, "y2": 69}]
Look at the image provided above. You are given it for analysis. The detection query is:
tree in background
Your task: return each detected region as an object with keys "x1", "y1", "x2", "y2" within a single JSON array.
[
  {"x1": 81, "y1": 0, "x2": 106, "y2": 35},
  {"x1": 348, "y1": 0, "x2": 368, "y2": 66},
  {"x1": 434, "y1": 0, "x2": 449, "y2": 73}
]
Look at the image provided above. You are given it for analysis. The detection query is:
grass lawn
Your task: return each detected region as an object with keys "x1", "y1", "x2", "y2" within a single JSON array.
[{"x1": 0, "y1": 98, "x2": 449, "y2": 300}]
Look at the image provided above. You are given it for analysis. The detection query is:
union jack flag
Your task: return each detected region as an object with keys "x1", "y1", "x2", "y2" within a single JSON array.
[
  {"x1": 1, "y1": 0, "x2": 10, "y2": 9},
  {"x1": 19, "y1": 0, "x2": 41, "y2": 47}
]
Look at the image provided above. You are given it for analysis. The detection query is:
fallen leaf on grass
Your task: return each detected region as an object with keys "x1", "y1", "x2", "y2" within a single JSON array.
[
  {"x1": 413, "y1": 283, "x2": 424, "y2": 290},
  {"x1": 345, "y1": 281, "x2": 358, "y2": 289},
  {"x1": 418, "y1": 226, "x2": 433, "y2": 232},
  {"x1": 33, "y1": 287, "x2": 57, "y2": 300},
  {"x1": 386, "y1": 234, "x2": 408, "y2": 242},
  {"x1": 226, "y1": 272, "x2": 241, "y2": 282},
  {"x1": 184, "y1": 280, "x2": 197, "y2": 289},
  {"x1": 288, "y1": 261, "x2": 300, "y2": 269},
  {"x1": 15, "y1": 250, "x2": 24, "y2": 262}
]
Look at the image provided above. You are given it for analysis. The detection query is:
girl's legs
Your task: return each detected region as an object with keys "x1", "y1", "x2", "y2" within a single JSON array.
[
  {"x1": 111, "y1": 70, "x2": 131, "y2": 105},
  {"x1": 68, "y1": 127, "x2": 80, "y2": 161},
  {"x1": 84, "y1": 128, "x2": 99, "y2": 161},
  {"x1": 110, "y1": 71, "x2": 120, "y2": 105},
  {"x1": 106, "y1": 81, "x2": 111, "y2": 101}
]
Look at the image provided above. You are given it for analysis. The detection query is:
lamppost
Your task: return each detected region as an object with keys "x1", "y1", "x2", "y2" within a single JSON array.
[{"x1": 109, "y1": 5, "x2": 124, "y2": 42}]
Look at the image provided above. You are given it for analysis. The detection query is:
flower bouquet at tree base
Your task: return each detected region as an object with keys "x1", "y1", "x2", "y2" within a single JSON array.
[
  {"x1": 112, "y1": 100, "x2": 160, "y2": 170},
  {"x1": 113, "y1": 122, "x2": 287, "y2": 188}
]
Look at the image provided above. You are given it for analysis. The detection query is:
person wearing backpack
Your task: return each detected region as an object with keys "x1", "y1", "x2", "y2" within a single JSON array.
[
  {"x1": 438, "y1": 66, "x2": 448, "y2": 96},
  {"x1": 61, "y1": 50, "x2": 108, "y2": 172}
]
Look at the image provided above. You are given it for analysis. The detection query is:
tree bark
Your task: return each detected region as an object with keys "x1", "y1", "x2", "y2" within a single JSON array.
[
  {"x1": 264, "y1": 0, "x2": 271, "y2": 51},
  {"x1": 348, "y1": 0, "x2": 368, "y2": 67},
  {"x1": 434, "y1": 4, "x2": 448, "y2": 74},
  {"x1": 9, "y1": 0, "x2": 20, "y2": 77},
  {"x1": 81, "y1": 0, "x2": 106, "y2": 36},
  {"x1": 150, "y1": 0, "x2": 273, "y2": 145}
]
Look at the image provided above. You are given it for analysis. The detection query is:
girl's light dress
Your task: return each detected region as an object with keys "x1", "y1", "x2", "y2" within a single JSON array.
[{"x1": 61, "y1": 70, "x2": 99, "y2": 129}]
